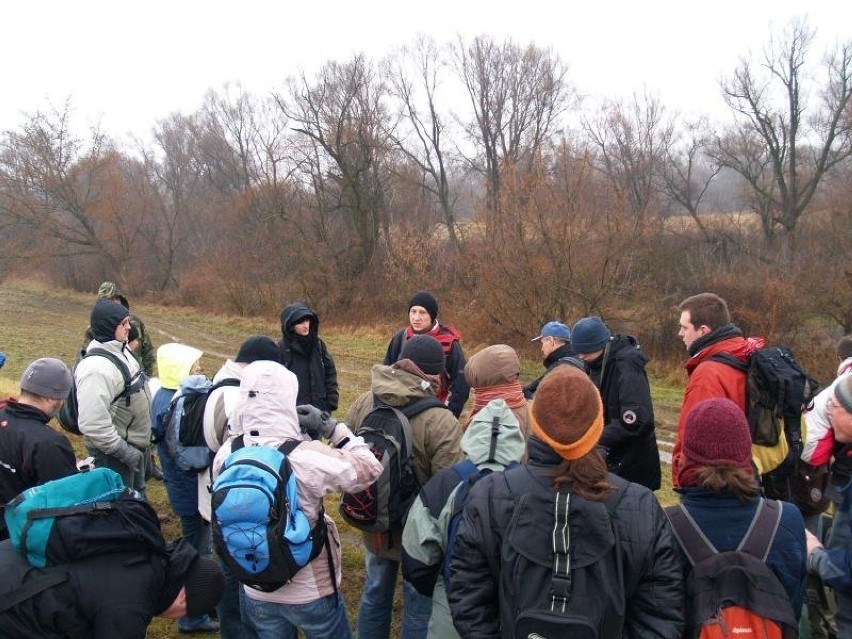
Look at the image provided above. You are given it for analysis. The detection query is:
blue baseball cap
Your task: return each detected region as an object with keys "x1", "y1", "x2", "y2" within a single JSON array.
[{"x1": 532, "y1": 321, "x2": 572, "y2": 342}]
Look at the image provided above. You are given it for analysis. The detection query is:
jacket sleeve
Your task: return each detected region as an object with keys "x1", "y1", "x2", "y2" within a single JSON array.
[
  {"x1": 598, "y1": 358, "x2": 655, "y2": 451},
  {"x1": 31, "y1": 437, "x2": 78, "y2": 484},
  {"x1": 620, "y1": 490, "x2": 686, "y2": 638},
  {"x1": 672, "y1": 363, "x2": 736, "y2": 486},
  {"x1": 136, "y1": 318, "x2": 155, "y2": 377},
  {"x1": 446, "y1": 341, "x2": 470, "y2": 418},
  {"x1": 321, "y1": 342, "x2": 339, "y2": 412},
  {"x1": 810, "y1": 547, "x2": 852, "y2": 594},
  {"x1": 447, "y1": 482, "x2": 501, "y2": 639},
  {"x1": 401, "y1": 494, "x2": 445, "y2": 596},
  {"x1": 383, "y1": 330, "x2": 403, "y2": 366}
]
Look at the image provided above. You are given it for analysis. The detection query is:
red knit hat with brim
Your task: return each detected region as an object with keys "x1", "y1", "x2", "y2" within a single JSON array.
[
  {"x1": 530, "y1": 365, "x2": 603, "y2": 461},
  {"x1": 678, "y1": 397, "x2": 753, "y2": 486}
]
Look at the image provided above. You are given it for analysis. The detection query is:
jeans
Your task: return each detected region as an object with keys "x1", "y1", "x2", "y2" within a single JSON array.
[
  {"x1": 217, "y1": 555, "x2": 254, "y2": 639},
  {"x1": 240, "y1": 590, "x2": 351, "y2": 639},
  {"x1": 356, "y1": 550, "x2": 432, "y2": 639},
  {"x1": 830, "y1": 490, "x2": 852, "y2": 637},
  {"x1": 181, "y1": 514, "x2": 211, "y2": 556}
]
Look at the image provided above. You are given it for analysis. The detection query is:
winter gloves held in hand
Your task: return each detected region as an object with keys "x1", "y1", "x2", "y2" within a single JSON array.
[{"x1": 296, "y1": 405, "x2": 338, "y2": 440}]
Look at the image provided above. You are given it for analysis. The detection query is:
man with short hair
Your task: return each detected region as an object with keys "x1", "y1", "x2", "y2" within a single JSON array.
[
  {"x1": 0, "y1": 358, "x2": 78, "y2": 536},
  {"x1": 76, "y1": 299, "x2": 151, "y2": 494},
  {"x1": 384, "y1": 291, "x2": 470, "y2": 417},
  {"x1": 523, "y1": 321, "x2": 584, "y2": 398},
  {"x1": 672, "y1": 292, "x2": 764, "y2": 487}
]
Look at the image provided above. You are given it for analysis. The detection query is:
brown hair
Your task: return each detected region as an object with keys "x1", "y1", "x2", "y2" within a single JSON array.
[
  {"x1": 694, "y1": 465, "x2": 760, "y2": 500},
  {"x1": 551, "y1": 448, "x2": 614, "y2": 502},
  {"x1": 837, "y1": 335, "x2": 852, "y2": 361},
  {"x1": 678, "y1": 292, "x2": 731, "y2": 331}
]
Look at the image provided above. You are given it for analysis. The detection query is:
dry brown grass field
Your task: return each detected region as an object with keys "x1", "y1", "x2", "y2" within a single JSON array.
[{"x1": 0, "y1": 279, "x2": 683, "y2": 638}]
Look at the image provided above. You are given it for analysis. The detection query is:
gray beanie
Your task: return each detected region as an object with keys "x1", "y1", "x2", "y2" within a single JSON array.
[
  {"x1": 836, "y1": 375, "x2": 852, "y2": 414},
  {"x1": 20, "y1": 358, "x2": 73, "y2": 399}
]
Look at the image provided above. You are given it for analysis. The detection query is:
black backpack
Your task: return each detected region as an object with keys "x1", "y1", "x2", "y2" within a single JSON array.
[
  {"x1": 340, "y1": 395, "x2": 447, "y2": 533},
  {"x1": 710, "y1": 346, "x2": 818, "y2": 450},
  {"x1": 56, "y1": 348, "x2": 144, "y2": 435},
  {"x1": 503, "y1": 469, "x2": 629, "y2": 639},
  {"x1": 666, "y1": 499, "x2": 798, "y2": 639}
]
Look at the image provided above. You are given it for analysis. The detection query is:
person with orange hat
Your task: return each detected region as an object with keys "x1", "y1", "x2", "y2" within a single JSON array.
[{"x1": 447, "y1": 366, "x2": 683, "y2": 638}]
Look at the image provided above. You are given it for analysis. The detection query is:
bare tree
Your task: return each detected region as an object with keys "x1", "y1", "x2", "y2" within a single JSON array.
[
  {"x1": 660, "y1": 118, "x2": 721, "y2": 238},
  {"x1": 582, "y1": 91, "x2": 674, "y2": 224},
  {"x1": 385, "y1": 36, "x2": 461, "y2": 250},
  {"x1": 0, "y1": 102, "x2": 135, "y2": 278},
  {"x1": 277, "y1": 54, "x2": 393, "y2": 279},
  {"x1": 712, "y1": 18, "x2": 852, "y2": 252},
  {"x1": 452, "y1": 36, "x2": 574, "y2": 212}
]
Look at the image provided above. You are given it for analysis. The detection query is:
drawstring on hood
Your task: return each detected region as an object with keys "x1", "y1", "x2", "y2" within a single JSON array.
[{"x1": 231, "y1": 360, "x2": 303, "y2": 444}]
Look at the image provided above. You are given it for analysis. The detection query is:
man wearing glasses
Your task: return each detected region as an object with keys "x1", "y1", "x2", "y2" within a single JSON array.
[{"x1": 75, "y1": 299, "x2": 152, "y2": 494}]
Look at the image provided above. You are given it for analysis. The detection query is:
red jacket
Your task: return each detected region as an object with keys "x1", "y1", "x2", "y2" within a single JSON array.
[{"x1": 671, "y1": 336, "x2": 764, "y2": 487}]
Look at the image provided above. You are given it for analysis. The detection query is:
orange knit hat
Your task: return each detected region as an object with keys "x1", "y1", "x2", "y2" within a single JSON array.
[{"x1": 530, "y1": 365, "x2": 604, "y2": 460}]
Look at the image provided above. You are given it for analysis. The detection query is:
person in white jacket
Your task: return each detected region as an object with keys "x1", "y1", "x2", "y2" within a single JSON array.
[
  {"x1": 76, "y1": 298, "x2": 151, "y2": 494},
  {"x1": 801, "y1": 335, "x2": 852, "y2": 503},
  {"x1": 198, "y1": 335, "x2": 281, "y2": 639},
  {"x1": 211, "y1": 360, "x2": 382, "y2": 639}
]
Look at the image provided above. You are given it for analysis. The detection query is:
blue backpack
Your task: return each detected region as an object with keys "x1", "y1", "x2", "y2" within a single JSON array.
[
  {"x1": 211, "y1": 436, "x2": 328, "y2": 592},
  {"x1": 164, "y1": 375, "x2": 240, "y2": 471},
  {"x1": 4, "y1": 468, "x2": 164, "y2": 568}
]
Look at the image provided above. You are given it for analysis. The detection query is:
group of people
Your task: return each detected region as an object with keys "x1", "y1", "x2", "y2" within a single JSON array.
[{"x1": 1, "y1": 285, "x2": 852, "y2": 638}]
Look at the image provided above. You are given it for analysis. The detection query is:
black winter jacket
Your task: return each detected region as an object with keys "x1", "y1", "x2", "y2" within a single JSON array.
[
  {"x1": 587, "y1": 334, "x2": 661, "y2": 490},
  {"x1": 522, "y1": 343, "x2": 584, "y2": 398},
  {"x1": 447, "y1": 438, "x2": 684, "y2": 639},
  {"x1": 0, "y1": 401, "x2": 78, "y2": 534},
  {"x1": 278, "y1": 303, "x2": 339, "y2": 413},
  {"x1": 0, "y1": 539, "x2": 173, "y2": 638}
]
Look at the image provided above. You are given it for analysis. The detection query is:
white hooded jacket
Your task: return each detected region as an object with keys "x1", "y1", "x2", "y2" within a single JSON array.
[{"x1": 211, "y1": 360, "x2": 382, "y2": 605}]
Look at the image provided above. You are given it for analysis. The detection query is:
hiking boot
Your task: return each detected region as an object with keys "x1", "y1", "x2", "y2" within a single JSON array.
[
  {"x1": 177, "y1": 615, "x2": 219, "y2": 634},
  {"x1": 146, "y1": 453, "x2": 164, "y2": 481}
]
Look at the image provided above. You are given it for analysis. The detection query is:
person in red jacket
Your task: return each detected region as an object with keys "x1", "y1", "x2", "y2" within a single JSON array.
[
  {"x1": 384, "y1": 291, "x2": 470, "y2": 417},
  {"x1": 671, "y1": 292, "x2": 763, "y2": 488}
]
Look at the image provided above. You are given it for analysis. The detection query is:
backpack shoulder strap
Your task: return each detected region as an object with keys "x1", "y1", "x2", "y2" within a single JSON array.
[
  {"x1": 707, "y1": 352, "x2": 750, "y2": 373},
  {"x1": 452, "y1": 459, "x2": 479, "y2": 483},
  {"x1": 84, "y1": 347, "x2": 134, "y2": 401},
  {"x1": 665, "y1": 504, "x2": 718, "y2": 566},
  {"x1": 277, "y1": 439, "x2": 302, "y2": 456},
  {"x1": 401, "y1": 396, "x2": 447, "y2": 419},
  {"x1": 210, "y1": 377, "x2": 240, "y2": 393},
  {"x1": 0, "y1": 570, "x2": 69, "y2": 612},
  {"x1": 738, "y1": 498, "x2": 782, "y2": 561},
  {"x1": 231, "y1": 434, "x2": 245, "y2": 452}
]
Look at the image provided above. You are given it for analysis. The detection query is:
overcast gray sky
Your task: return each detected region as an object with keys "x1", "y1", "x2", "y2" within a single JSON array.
[{"x1": 4, "y1": 1, "x2": 851, "y2": 140}]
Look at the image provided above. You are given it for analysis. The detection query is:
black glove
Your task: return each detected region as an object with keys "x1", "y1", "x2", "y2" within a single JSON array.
[{"x1": 296, "y1": 405, "x2": 337, "y2": 440}]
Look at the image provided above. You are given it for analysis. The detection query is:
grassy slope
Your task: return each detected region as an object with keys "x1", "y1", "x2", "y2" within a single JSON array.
[{"x1": 0, "y1": 280, "x2": 684, "y2": 638}]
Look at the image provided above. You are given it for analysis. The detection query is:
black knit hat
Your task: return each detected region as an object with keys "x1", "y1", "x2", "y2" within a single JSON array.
[
  {"x1": 400, "y1": 334, "x2": 446, "y2": 375},
  {"x1": 90, "y1": 298, "x2": 129, "y2": 342},
  {"x1": 235, "y1": 335, "x2": 280, "y2": 364},
  {"x1": 409, "y1": 291, "x2": 439, "y2": 324},
  {"x1": 184, "y1": 556, "x2": 225, "y2": 617}
]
